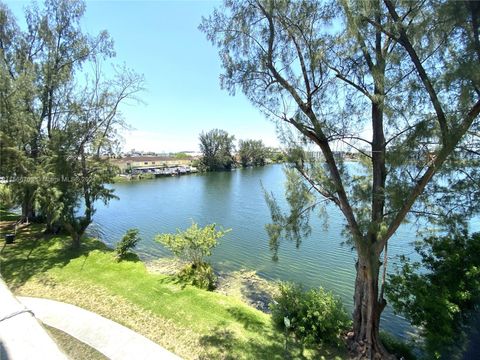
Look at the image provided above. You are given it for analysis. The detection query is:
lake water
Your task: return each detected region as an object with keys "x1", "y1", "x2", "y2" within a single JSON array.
[{"x1": 89, "y1": 164, "x2": 434, "y2": 338}]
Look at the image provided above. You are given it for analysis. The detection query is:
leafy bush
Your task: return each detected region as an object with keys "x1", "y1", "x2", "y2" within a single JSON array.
[
  {"x1": 115, "y1": 229, "x2": 141, "y2": 260},
  {"x1": 177, "y1": 262, "x2": 217, "y2": 291},
  {"x1": 386, "y1": 230, "x2": 480, "y2": 357},
  {"x1": 156, "y1": 222, "x2": 230, "y2": 266},
  {"x1": 270, "y1": 282, "x2": 351, "y2": 346},
  {"x1": 379, "y1": 331, "x2": 417, "y2": 360},
  {"x1": 156, "y1": 222, "x2": 229, "y2": 291}
]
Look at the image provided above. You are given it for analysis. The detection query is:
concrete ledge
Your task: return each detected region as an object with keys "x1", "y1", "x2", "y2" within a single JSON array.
[
  {"x1": 0, "y1": 279, "x2": 67, "y2": 360},
  {"x1": 19, "y1": 296, "x2": 182, "y2": 360}
]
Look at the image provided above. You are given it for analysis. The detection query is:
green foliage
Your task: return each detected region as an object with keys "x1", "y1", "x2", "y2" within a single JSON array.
[
  {"x1": 201, "y1": 1, "x2": 480, "y2": 354},
  {"x1": 270, "y1": 282, "x2": 351, "y2": 347},
  {"x1": 156, "y1": 222, "x2": 230, "y2": 291},
  {"x1": 269, "y1": 150, "x2": 286, "y2": 163},
  {"x1": 238, "y1": 139, "x2": 267, "y2": 167},
  {"x1": 0, "y1": 184, "x2": 15, "y2": 210},
  {"x1": 0, "y1": 0, "x2": 143, "y2": 244},
  {"x1": 156, "y1": 222, "x2": 230, "y2": 267},
  {"x1": 379, "y1": 332, "x2": 417, "y2": 360},
  {"x1": 386, "y1": 230, "x2": 480, "y2": 357},
  {"x1": 199, "y1": 129, "x2": 236, "y2": 171},
  {"x1": 115, "y1": 229, "x2": 141, "y2": 260},
  {"x1": 34, "y1": 181, "x2": 64, "y2": 230},
  {"x1": 1, "y1": 226, "x2": 347, "y2": 359},
  {"x1": 264, "y1": 168, "x2": 315, "y2": 261},
  {"x1": 177, "y1": 262, "x2": 217, "y2": 291}
]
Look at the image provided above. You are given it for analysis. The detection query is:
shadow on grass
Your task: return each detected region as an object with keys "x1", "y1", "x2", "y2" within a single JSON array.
[
  {"x1": 199, "y1": 314, "x2": 348, "y2": 359},
  {"x1": 199, "y1": 326, "x2": 238, "y2": 360},
  {"x1": 198, "y1": 309, "x2": 315, "y2": 360},
  {"x1": 227, "y1": 306, "x2": 265, "y2": 332},
  {"x1": 198, "y1": 323, "x2": 315, "y2": 360},
  {"x1": 116, "y1": 252, "x2": 141, "y2": 263},
  {"x1": 0, "y1": 224, "x2": 108, "y2": 290},
  {"x1": 0, "y1": 210, "x2": 21, "y2": 223},
  {"x1": 160, "y1": 274, "x2": 188, "y2": 290}
]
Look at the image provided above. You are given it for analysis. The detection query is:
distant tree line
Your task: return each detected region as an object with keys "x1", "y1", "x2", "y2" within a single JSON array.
[{"x1": 198, "y1": 129, "x2": 285, "y2": 171}]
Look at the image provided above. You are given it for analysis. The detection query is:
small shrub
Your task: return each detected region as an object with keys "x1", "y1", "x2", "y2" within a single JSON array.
[
  {"x1": 270, "y1": 282, "x2": 351, "y2": 346},
  {"x1": 156, "y1": 222, "x2": 229, "y2": 291},
  {"x1": 177, "y1": 262, "x2": 217, "y2": 291},
  {"x1": 156, "y1": 221, "x2": 230, "y2": 266},
  {"x1": 115, "y1": 229, "x2": 141, "y2": 260}
]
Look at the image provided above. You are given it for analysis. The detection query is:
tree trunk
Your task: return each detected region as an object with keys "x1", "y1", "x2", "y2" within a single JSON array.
[
  {"x1": 71, "y1": 232, "x2": 81, "y2": 249},
  {"x1": 67, "y1": 218, "x2": 90, "y2": 250},
  {"x1": 63, "y1": 221, "x2": 83, "y2": 250},
  {"x1": 44, "y1": 221, "x2": 61, "y2": 235},
  {"x1": 350, "y1": 249, "x2": 392, "y2": 359},
  {"x1": 21, "y1": 188, "x2": 35, "y2": 223}
]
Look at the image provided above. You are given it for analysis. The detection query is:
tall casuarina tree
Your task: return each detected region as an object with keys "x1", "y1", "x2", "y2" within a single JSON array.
[{"x1": 200, "y1": 0, "x2": 480, "y2": 357}]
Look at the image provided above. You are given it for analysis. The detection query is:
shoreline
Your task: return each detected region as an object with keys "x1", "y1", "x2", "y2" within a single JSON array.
[
  {"x1": 2, "y1": 219, "x2": 345, "y2": 359},
  {"x1": 145, "y1": 258, "x2": 278, "y2": 313},
  {"x1": 0, "y1": 212, "x2": 279, "y2": 317},
  {"x1": 112, "y1": 162, "x2": 286, "y2": 183}
]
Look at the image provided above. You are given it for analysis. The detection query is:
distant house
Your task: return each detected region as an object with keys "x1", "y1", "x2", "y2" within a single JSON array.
[{"x1": 111, "y1": 156, "x2": 193, "y2": 174}]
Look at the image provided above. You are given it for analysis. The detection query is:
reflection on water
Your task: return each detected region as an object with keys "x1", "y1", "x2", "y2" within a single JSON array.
[{"x1": 89, "y1": 164, "x2": 447, "y2": 339}]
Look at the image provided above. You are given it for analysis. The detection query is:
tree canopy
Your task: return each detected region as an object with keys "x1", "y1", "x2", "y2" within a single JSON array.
[
  {"x1": 200, "y1": 0, "x2": 480, "y2": 357},
  {"x1": 238, "y1": 139, "x2": 268, "y2": 167},
  {"x1": 0, "y1": 0, "x2": 143, "y2": 246},
  {"x1": 199, "y1": 129, "x2": 236, "y2": 171},
  {"x1": 386, "y1": 230, "x2": 480, "y2": 358},
  {"x1": 156, "y1": 222, "x2": 230, "y2": 267}
]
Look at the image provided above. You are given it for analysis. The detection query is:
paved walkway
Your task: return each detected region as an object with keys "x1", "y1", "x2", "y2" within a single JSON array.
[
  {"x1": 0, "y1": 280, "x2": 67, "y2": 360},
  {"x1": 19, "y1": 297, "x2": 182, "y2": 360}
]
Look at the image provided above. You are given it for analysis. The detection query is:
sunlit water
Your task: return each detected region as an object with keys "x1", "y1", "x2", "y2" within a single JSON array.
[{"x1": 89, "y1": 163, "x2": 477, "y2": 339}]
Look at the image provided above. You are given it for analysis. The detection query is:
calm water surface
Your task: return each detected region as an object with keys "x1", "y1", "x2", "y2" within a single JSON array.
[{"x1": 90, "y1": 164, "x2": 443, "y2": 338}]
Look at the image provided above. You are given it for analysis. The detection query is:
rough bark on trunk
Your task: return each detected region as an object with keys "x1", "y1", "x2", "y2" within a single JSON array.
[{"x1": 349, "y1": 250, "x2": 392, "y2": 359}]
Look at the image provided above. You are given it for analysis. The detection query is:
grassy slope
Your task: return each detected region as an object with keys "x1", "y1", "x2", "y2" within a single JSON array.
[{"x1": 0, "y1": 215, "x2": 346, "y2": 359}]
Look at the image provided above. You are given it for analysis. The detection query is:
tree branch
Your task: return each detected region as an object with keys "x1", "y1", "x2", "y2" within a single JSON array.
[
  {"x1": 256, "y1": 0, "x2": 364, "y2": 243},
  {"x1": 383, "y1": 99, "x2": 480, "y2": 247},
  {"x1": 295, "y1": 162, "x2": 340, "y2": 206},
  {"x1": 328, "y1": 65, "x2": 373, "y2": 100},
  {"x1": 278, "y1": 15, "x2": 312, "y2": 104},
  {"x1": 383, "y1": 0, "x2": 449, "y2": 145}
]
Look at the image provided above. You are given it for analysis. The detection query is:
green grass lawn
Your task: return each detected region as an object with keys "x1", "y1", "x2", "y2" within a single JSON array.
[{"x1": 0, "y1": 216, "x2": 347, "y2": 359}]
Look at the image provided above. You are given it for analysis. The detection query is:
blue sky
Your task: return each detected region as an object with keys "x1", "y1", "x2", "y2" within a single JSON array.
[{"x1": 6, "y1": 0, "x2": 280, "y2": 153}]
